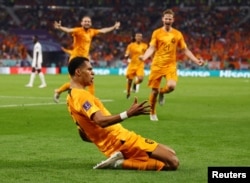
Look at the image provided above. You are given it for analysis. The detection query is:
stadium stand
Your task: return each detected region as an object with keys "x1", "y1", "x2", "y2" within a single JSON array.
[{"x1": 0, "y1": 0, "x2": 249, "y2": 70}]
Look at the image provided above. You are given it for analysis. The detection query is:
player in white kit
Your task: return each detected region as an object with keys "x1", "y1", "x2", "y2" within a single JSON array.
[{"x1": 25, "y1": 35, "x2": 47, "y2": 88}]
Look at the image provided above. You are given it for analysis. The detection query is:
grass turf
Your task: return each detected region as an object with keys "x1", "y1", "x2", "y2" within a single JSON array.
[{"x1": 0, "y1": 74, "x2": 249, "y2": 183}]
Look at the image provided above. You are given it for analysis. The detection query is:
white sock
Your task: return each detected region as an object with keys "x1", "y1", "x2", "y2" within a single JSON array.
[
  {"x1": 136, "y1": 84, "x2": 140, "y2": 92},
  {"x1": 28, "y1": 73, "x2": 36, "y2": 85},
  {"x1": 39, "y1": 72, "x2": 46, "y2": 85}
]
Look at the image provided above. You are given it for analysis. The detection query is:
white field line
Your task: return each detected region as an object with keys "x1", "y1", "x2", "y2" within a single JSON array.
[
  {"x1": 0, "y1": 95, "x2": 113, "y2": 108},
  {"x1": 0, "y1": 102, "x2": 65, "y2": 108},
  {"x1": 0, "y1": 95, "x2": 52, "y2": 99}
]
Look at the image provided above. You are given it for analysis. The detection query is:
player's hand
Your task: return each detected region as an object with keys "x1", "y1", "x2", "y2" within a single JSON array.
[
  {"x1": 139, "y1": 55, "x2": 144, "y2": 61},
  {"x1": 54, "y1": 21, "x2": 61, "y2": 29},
  {"x1": 197, "y1": 58, "x2": 205, "y2": 66},
  {"x1": 127, "y1": 97, "x2": 151, "y2": 117},
  {"x1": 114, "y1": 21, "x2": 120, "y2": 30}
]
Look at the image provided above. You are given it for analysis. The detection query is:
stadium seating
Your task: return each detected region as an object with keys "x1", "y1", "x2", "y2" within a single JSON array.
[{"x1": 0, "y1": 1, "x2": 249, "y2": 70}]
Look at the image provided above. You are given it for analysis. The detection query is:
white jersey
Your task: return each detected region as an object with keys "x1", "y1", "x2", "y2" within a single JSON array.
[{"x1": 32, "y1": 42, "x2": 43, "y2": 69}]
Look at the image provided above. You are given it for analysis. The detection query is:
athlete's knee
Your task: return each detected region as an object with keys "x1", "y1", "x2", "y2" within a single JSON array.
[
  {"x1": 138, "y1": 78, "x2": 143, "y2": 83},
  {"x1": 31, "y1": 67, "x2": 36, "y2": 72},
  {"x1": 137, "y1": 76, "x2": 144, "y2": 83},
  {"x1": 161, "y1": 154, "x2": 179, "y2": 171},
  {"x1": 168, "y1": 155, "x2": 179, "y2": 170},
  {"x1": 168, "y1": 85, "x2": 175, "y2": 92},
  {"x1": 167, "y1": 82, "x2": 176, "y2": 91},
  {"x1": 161, "y1": 145, "x2": 179, "y2": 170}
]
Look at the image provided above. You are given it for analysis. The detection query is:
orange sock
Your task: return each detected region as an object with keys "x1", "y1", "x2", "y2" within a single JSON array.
[
  {"x1": 56, "y1": 82, "x2": 70, "y2": 94},
  {"x1": 87, "y1": 83, "x2": 95, "y2": 95},
  {"x1": 127, "y1": 81, "x2": 131, "y2": 94},
  {"x1": 122, "y1": 159, "x2": 164, "y2": 171},
  {"x1": 146, "y1": 158, "x2": 165, "y2": 171},
  {"x1": 149, "y1": 93, "x2": 157, "y2": 114}
]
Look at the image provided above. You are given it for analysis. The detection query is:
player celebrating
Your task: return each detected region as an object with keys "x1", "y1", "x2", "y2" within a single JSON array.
[
  {"x1": 140, "y1": 9, "x2": 204, "y2": 121},
  {"x1": 53, "y1": 16, "x2": 120, "y2": 102},
  {"x1": 67, "y1": 56, "x2": 179, "y2": 171},
  {"x1": 124, "y1": 32, "x2": 148, "y2": 99}
]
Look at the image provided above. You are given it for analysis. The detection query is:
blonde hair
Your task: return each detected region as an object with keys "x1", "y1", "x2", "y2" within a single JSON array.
[{"x1": 162, "y1": 9, "x2": 174, "y2": 17}]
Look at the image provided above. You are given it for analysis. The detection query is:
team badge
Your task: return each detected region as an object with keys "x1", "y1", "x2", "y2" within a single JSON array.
[
  {"x1": 83, "y1": 101, "x2": 92, "y2": 111},
  {"x1": 145, "y1": 139, "x2": 155, "y2": 144}
]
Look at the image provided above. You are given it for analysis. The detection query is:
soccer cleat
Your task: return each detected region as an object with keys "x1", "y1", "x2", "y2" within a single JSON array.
[
  {"x1": 158, "y1": 93, "x2": 165, "y2": 106},
  {"x1": 150, "y1": 114, "x2": 159, "y2": 121},
  {"x1": 132, "y1": 83, "x2": 136, "y2": 92},
  {"x1": 54, "y1": 90, "x2": 60, "y2": 103},
  {"x1": 93, "y1": 151, "x2": 124, "y2": 169},
  {"x1": 126, "y1": 93, "x2": 130, "y2": 99},
  {"x1": 25, "y1": 84, "x2": 33, "y2": 87},
  {"x1": 38, "y1": 84, "x2": 47, "y2": 88}
]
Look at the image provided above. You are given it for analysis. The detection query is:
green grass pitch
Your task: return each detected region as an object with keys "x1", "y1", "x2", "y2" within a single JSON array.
[{"x1": 0, "y1": 74, "x2": 249, "y2": 183}]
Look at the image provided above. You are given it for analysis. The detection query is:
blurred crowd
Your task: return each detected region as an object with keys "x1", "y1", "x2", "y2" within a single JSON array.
[{"x1": 0, "y1": 0, "x2": 249, "y2": 70}]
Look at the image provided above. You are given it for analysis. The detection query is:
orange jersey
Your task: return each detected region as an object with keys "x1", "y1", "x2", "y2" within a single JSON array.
[
  {"x1": 61, "y1": 47, "x2": 73, "y2": 55},
  {"x1": 69, "y1": 27, "x2": 99, "y2": 60},
  {"x1": 150, "y1": 27, "x2": 187, "y2": 68},
  {"x1": 67, "y1": 88, "x2": 158, "y2": 158},
  {"x1": 125, "y1": 42, "x2": 148, "y2": 69}
]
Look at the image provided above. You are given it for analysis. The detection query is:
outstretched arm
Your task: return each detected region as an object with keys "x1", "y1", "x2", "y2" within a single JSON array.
[
  {"x1": 91, "y1": 97, "x2": 150, "y2": 128},
  {"x1": 183, "y1": 48, "x2": 204, "y2": 66},
  {"x1": 54, "y1": 20, "x2": 74, "y2": 33},
  {"x1": 139, "y1": 45, "x2": 155, "y2": 61},
  {"x1": 98, "y1": 21, "x2": 120, "y2": 34}
]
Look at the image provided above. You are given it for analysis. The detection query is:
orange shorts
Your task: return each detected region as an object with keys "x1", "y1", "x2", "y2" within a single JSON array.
[
  {"x1": 148, "y1": 66, "x2": 177, "y2": 88},
  {"x1": 126, "y1": 67, "x2": 144, "y2": 80},
  {"x1": 118, "y1": 131, "x2": 158, "y2": 161}
]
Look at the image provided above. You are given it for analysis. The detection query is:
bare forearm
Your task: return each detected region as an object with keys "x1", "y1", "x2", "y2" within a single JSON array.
[
  {"x1": 99, "y1": 26, "x2": 116, "y2": 34},
  {"x1": 140, "y1": 46, "x2": 155, "y2": 61},
  {"x1": 92, "y1": 98, "x2": 150, "y2": 128},
  {"x1": 56, "y1": 26, "x2": 72, "y2": 33},
  {"x1": 92, "y1": 112, "x2": 127, "y2": 128},
  {"x1": 184, "y1": 48, "x2": 199, "y2": 64},
  {"x1": 99, "y1": 21, "x2": 120, "y2": 34}
]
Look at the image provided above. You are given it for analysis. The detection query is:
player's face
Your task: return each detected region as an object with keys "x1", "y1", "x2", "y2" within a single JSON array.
[
  {"x1": 77, "y1": 61, "x2": 94, "y2": 86},
  {"x1": 32, "y1": 36, "x2": 37, "y2": 43},
  {"x1": 135, "y1": 34, "x2": 143, "y2": 42},
  {"x1": 81, "y1": 17, "x2": 92, "y2": 29},
  {"x1": 162, "y1": 14, "x2": 174, "y2": 28}
]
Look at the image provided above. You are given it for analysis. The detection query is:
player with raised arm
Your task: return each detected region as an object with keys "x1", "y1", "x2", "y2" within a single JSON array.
[
  {"x1": 53, "y1": 16, "x2": 120, "y2": 102},
  {"x1": 67, "y1": 56, "x2": 179, "y2": 171},
  {"x1": 140, "y1": 9, "x2": 204, "y2": 121}
]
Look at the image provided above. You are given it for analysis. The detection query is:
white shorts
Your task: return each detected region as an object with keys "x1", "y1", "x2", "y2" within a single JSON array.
[{"x1": 31, "y1": 61, "x2": 42, "y2": 69}]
